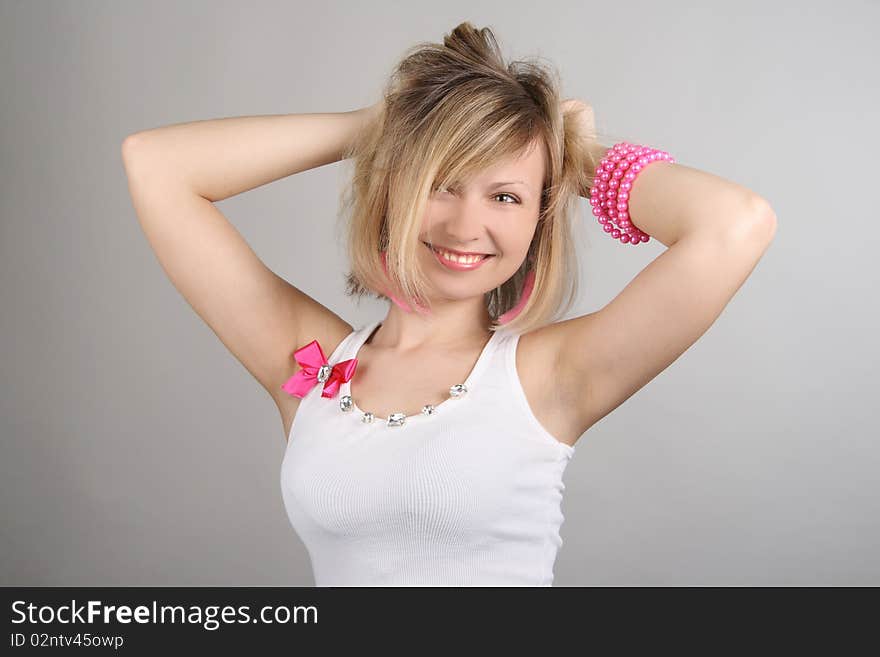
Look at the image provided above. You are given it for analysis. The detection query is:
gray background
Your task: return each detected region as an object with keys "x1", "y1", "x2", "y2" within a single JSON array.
[{"x1": 2, "y1": 0, "x2": 877, "y2": 586}]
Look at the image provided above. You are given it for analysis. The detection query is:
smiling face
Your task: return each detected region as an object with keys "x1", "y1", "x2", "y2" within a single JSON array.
[{"x1": 418, "y1": 135, "x2": 548, "y2": 302}]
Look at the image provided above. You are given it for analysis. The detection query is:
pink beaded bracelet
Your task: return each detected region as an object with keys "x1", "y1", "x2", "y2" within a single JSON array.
[{"x1": 589, "y1": 141, "x2": 675, "y2": 245}]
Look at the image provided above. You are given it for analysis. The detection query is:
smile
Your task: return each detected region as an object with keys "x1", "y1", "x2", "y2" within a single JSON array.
[{"x1": 423, "y1": 242, "x2": 495, "y2": 271}]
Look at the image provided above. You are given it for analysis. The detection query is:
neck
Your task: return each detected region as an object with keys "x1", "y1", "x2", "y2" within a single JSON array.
[{"x1": 371, "y1": 298, "x2": 493, "y2": 352}]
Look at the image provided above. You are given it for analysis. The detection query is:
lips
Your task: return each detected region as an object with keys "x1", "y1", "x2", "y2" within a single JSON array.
[
  {"x1": 421, "y1": 241, "x2": 494, "y2": 257},
  {"x1": 423, "y1": 241, "x2": 495, "y2": 271}
]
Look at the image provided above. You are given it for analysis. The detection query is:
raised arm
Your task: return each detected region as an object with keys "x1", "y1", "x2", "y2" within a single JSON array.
[
  {"x1": 123, "y1": 103, "x2": 382, "y2": 201},
  {"x1": 546, "y1": 146, "x2": 777, "y2": 437},
  {"x1": 121, "y1": 105, "x2": 379, "y2": 406}
]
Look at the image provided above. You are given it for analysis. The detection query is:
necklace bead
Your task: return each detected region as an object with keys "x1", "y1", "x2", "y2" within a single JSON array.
[
  {"x1": 342, "y1": 384, "x2": 468, "y2": 427},
  {"x1": 449, "y1": 384, "x2": 468, "y2": 398}
]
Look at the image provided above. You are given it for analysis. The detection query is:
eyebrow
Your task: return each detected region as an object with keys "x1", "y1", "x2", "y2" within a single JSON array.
[
  {"x1": 441, "y1": 180, "x2": 533, "y2": 195},
  {"x1": 487, "y1": 180, "x2": 528, "y2": 188}
]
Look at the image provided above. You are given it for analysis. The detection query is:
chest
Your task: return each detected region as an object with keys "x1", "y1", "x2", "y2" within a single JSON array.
[
  {"x1": 276, "y1": 332, "x2": 582, "y2": 448},
  {"x1": 282, "y1": 420, "x2": 566, "y2": 535},
  {"x1": 348, "y1": 347, "x2": 482, "y2": 420}
]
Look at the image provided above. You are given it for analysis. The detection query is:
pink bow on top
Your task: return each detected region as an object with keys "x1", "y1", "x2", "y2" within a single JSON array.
[{"x1": 280, "y1": 339, "x2": 358, "y2": 399}]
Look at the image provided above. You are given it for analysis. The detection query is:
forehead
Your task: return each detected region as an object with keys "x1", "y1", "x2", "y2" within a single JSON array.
[{"x1": 472, "y1": 136, "x2": 547, "y2": 186}]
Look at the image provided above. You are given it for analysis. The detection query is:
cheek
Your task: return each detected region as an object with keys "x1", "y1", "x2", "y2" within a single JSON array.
[
  {"x1": 492, "y1": 245, "x2": 529, "y2": 278},
  {"x1": 499, "y1": 234, "x2": 534, "y2": 262}
]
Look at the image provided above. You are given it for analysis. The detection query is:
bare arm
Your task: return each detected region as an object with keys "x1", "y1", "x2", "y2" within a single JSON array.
[
  {"x1": 584, "y1": 141, "x2": 773, "y2": 246},
  {"x1": 122, "y1": 103, "x2": 381, "y2": 201},
  {"x1": 120, "y1": 103, "x2": 381, "y2": 405},
  {"x1": 547, "y1": 145, "x2": 777, "y2": 438}
]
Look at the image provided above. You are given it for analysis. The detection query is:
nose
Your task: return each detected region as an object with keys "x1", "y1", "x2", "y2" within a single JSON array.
[{"x1": 428, "y1": 195, "x2": 490, "y2": 250}]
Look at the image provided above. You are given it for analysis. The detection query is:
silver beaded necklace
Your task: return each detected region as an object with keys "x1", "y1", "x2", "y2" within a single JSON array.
[{"x1": 336, "y1": 320, "x2": 500, "y2": 428}]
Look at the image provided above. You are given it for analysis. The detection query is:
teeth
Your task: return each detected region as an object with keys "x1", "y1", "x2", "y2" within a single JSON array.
[{"x1": 433, "y1": 246, "x2": 486, "y2": 264}]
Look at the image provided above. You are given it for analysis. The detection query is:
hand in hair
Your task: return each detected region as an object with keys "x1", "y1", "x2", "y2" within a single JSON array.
[
  {"x1": 561, "y1": 97, "x2": 597, "y2": 146},
  {"x1": 363, "y1": 98, "x2": 386, "y2": 123},
  {"x1": 562, "y1": 97, "x2": 608, "y2": 190}
]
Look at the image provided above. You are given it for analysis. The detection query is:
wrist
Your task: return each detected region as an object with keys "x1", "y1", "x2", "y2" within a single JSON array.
[
  {"x1": 357, "y1": 100, "x2": 384, "y2": 124},
  {"x1": 587, "y1": 142, "x2": 611, "y2": 169},
  {"x1": 579, "y1": 142, "x2": 611, "y2": 198}
]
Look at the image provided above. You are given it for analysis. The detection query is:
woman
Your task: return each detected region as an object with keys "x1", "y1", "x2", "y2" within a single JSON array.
[{"x1": 121, "y1": 22, "x2": 776, "y2": 586}]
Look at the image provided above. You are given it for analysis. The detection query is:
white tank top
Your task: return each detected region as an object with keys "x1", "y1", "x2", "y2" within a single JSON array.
[{"x1": 279, "y1": 319, "x2": 576, "y2": 586}]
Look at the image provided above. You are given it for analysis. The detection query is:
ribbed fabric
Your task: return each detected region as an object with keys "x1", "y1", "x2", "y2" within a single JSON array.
[{"x1": 279, "y1": 319, "x2": 576, "y2": 586}]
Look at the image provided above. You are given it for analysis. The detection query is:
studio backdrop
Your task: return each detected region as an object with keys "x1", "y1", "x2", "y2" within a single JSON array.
[{"x1": 1, "y1": 0, "x2": 877, "y2": 586}]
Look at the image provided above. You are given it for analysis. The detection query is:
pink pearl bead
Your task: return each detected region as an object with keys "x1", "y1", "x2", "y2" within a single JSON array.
[{"x1": 590, "y1": 141, "x2": 675, "y2": 246}]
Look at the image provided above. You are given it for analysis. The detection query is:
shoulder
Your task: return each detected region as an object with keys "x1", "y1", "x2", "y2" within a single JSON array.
[
  {"x1": 273, "y1": 314, "x2": 355, "y2": 412},
  {"x1": 273, "y1": 315, "x2": 355, "y2": 443}
]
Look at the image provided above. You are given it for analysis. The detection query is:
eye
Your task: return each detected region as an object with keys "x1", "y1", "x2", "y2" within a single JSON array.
[{"x1": 494, "y1": 192, "x2": 520, "y2": 204}]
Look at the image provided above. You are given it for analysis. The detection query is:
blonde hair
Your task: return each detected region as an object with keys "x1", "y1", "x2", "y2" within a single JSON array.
[{"x1": 337, "y1": 21, "x2": 601, "y2": 335}]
